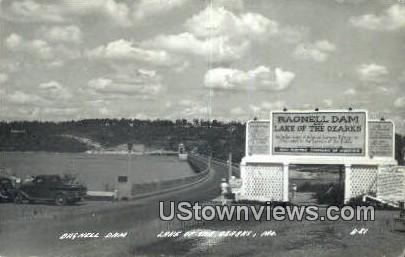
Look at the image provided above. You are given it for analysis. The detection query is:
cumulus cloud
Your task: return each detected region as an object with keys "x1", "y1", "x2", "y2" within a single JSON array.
[
  {"x1": 40, "y1": 25, "x2": 82, "y2": 43},
  {"x1": 5, "y1": 34, "x2": 54, "y2": 60},
  {"x1": 394, "y1": 97, "x2": 405, "y2": 108},
  {"x1": 204, "y1": 66, "x2": 295, "y2": 91},
  {"x1": 39, "y1": 81, "x2": 73, "y2": 100},
  {"x1": 87, "y1": 39, "x2": 188, "y2": 70},
  {"x1": 85, "y1": 68, "x2": 163, "y2": 98},
  {"x1": 293, "y1": 40, "x2": 336, "y2": 62},
  {"x1": 185, "y1": 7, "x2": 279, "y2": 39},
  {"x1": 87, "y1": 78, "x2": 162, "y2": 96},
  {"x1": 6, "y1": 90, "x2": 45, "y2": 105},
  {"x1": 0, "y1": 0, "x2": 188, "y2": 26},
  {"x1": 143, "y1": 6, "x2": 301, "y2": 64},
  {"x1": 344, "y1": 88, "x2": 357, "y2": 95},
  {"x1": 1, "y1": 0, "x2": 131, "y2": 26},
  {"x1": 2, "y1": 0, "x2": 66, "y2": 23},
  {"x1": 163, "y1": 98, "x2": 210, "y2": 119},
  {"x1": 0, "y1": 73, "x2": 8, "y2": 83},
  {"x1": 248, "y1": 101, "x2": 287, "y2": 117},
  {"x1": 5, "y1": 33, "x2": 80, "y2": 66},
  {"x1": 322, "y1": 99, "x2": 333, "y2": 107},
  {"x1": 350, "y1": 4, "x2": 405, "y2": 30},
  {"x1": 260, "y1": 100, "x2": 286, "y2": 111},
  {"x1": 141, "y1": 32, "x2": 250, "y2": 64},
  {"x1": 132, "y1": 0, "x2": 187, "y2": 20},
  {"x1": 230, "y1": 107, "x2": 244, "y2": 116},
  {"x1": 334, "y1": 0, "x2": 365, "y2": 4},
  {"x1": 41, "y1": 107, "x2": 80, "y2": 116},
  {"x1": 357, "y1": 63, "x2": 388, "y2": 82}
]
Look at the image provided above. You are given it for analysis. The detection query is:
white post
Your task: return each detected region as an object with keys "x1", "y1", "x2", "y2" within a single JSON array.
[
  {"x1": 344, "y1": 164, "x2": 352, "y2": 204},
  {"x1": 283, "y1": 163, "x2": 289, "y2": 202},
  {"x1": 228, "y1": 153, "x2": 232, "y2": 181},
  {"x1": 240, "y1": 164, "x2": 247, "y2": 200}
]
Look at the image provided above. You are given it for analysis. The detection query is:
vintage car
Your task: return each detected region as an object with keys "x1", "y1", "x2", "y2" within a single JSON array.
[
  {"x1": 0, "y1": 176, "x2": 18, "y2": 202},
  {"x1": 15, "y1": 175, "x2": 87, "y2": 205}
]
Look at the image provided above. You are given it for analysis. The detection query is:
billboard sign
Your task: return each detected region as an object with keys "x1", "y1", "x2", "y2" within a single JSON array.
[
  {"x1": 368, "y1": 121, "x2": 394, "y2": 158},
  {"x1": 246, "y1": 120, "x2": 270, "y2": 155},
  {"x1": 271, "y1": 111, "x2": 367, "y2": 156}
]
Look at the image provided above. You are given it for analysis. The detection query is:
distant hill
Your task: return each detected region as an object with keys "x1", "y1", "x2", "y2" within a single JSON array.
[
  {"x1": 0, "y1": 119, "x2": 404, "y2": 165},
  {"x1": 0, "y1": 119, "x2": 246, "y2": 163}
]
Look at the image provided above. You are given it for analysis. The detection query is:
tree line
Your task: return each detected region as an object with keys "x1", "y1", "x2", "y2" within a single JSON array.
[{"x1": 0, "y1": 119, "x2": 404, "y2": 165}]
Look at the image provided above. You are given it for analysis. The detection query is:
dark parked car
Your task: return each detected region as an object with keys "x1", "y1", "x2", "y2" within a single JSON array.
[
  {"x1": 0, "y1": 176, "x2": 18, "y2": 202},
  {"x1": 15, "y1": 175, "x2": 87, "y2": 205}
]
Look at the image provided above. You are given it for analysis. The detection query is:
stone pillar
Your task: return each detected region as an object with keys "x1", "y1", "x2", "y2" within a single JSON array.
[
  {"x1": 344, "y1": 164, "x2": 352, "y2": 204},
  {"x1": 283, "y1": 163, "x2": 289, "y2": 202}
]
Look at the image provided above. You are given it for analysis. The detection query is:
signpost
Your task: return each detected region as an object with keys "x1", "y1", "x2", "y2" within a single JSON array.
[
  {"x1": 271, "y1": 111, "x2": 367, "y2": 156},
  {"x1": 368, "y1": 120, "x2": 394, "y2": 158},
  {"x1": 246, "y1": 120, "x2": 270, "y2": 155}
]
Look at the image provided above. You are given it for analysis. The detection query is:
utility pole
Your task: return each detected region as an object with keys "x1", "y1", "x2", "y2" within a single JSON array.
[{"x1": 228, "y1": 152, "x2": 232, "y2": 181}]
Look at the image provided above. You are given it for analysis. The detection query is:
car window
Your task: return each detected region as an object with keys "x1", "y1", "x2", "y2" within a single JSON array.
[
  {"x1": 50, "y1": 177, "x2": 61, "y2": 183},
  {"x1": 35, "y1": 178, "x2": 44, "y2": 184},
  {"x1": 0, "y1": 179, "x2": 11, "y2": 186}
]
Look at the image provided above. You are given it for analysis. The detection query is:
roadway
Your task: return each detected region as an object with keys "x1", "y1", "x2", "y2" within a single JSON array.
[
  {"x1": 0, "y1": 160, "x2": 227, "y2": 257},
  {"x1": 1, "y1": 161, "x2": 405, "y2": 257}
]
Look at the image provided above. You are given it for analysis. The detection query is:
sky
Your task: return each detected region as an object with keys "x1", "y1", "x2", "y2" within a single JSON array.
[{"x1": 0, "y1": 0, "x2": 404, "y2": 133}]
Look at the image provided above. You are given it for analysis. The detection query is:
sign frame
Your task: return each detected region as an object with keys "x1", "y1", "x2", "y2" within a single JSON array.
[
  {"x1": 269, "y1": 109, "x2": 369, "y2": 157},
  {"x1": 245, "y1": 120, "x2": 271, "y2": 156},
  {"x1": 368, "y1": 119, "x2": 395, "y2": 159}
]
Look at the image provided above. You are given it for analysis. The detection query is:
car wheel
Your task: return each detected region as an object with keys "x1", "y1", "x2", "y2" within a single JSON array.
[
  {"x1": 55, "y1": 194, "x2": 67, "y2": 206},
  {"x1": 14, "y1": 193, "x2": 24, "y2": 204}
]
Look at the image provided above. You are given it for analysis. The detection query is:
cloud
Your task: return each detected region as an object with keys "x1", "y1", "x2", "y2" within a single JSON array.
[
  {"x1": 204, "y1": 66, "x2": 295, "y2": 91},
  {"x1": 142, "y1": 32, "x2": 250, "y2": 64},
  {"x1": 5, "y1": 33, "x2": 81, "y2": 66},
  {"x1": 15, "y1": 37, "x2": 53, "y2": 60},
  {"x1": 87, "y1": 78, "x2": 162, "y2": 96},
  {"x1": 164, "y1": 98, "x2": 210, "y2": 119},
  {"x1": 185, "y1": 7, "x2": 279, "y2": 39},
  {"x1": 6, "y1": 90, "x2": 45, "y2": 105},
  {"x1": 2, "y1": 0, "x2": 66, "y2": 23},
  {"x1": 1, "y1": 0, "x2": 188, "y2": 26},
  {"x1": 394, "y1": 97, "x2": 405, "y2": 108},
  {"x1": 132, "y1": 0, "x2": 187, "y2": 20},
  {"x1": 39, "y1": 81, "x2": 73, "y2": 100},
  {"x1": 41, "y1": 107, "x2": 80, "y2": 116},
  {"x1": 87, "y1": 39, "x2": 188, "y2": 70},
  {"x1": 334, "y1": 0, "x2": 365, "y2": 4},
  {"x1": 1, "y1": 0, "x2": 132, "y2": 26},
  {"x1": 344, "y1": 88, "x2": 357, "y2": 95},
  {"x1": 0, "y1": 73, "x2": 8, "y2": 83},
  {"x1": 376, "y1": 86, "x2": 390, "y2": 95},
  {"x1": 322, "y1": 99, "x2": 333, "y2": 107},
  {"x1": 350, "y1": 4, "x2": 405, "y2": 30},
  {"x1": 230, "y1": 107, "x2": 244, "y2": 116},
  {"x1": 293, "y1": 40, "x2": 336, "y2": 62},
  {"x1": 357, "y1": 63, "x2": 388, "y2": 82},
  {"x1": 260, "y1": 100, "x2": 286, "y2": 111},
  {"x1": 248, "y1": 101, "x2": 287, "y2": 117},
  {"x1": 85, "y1": 68, "x2": 163, "y2": 98},
  {"x1": 143, "y1": 6, "x2": 302, "y2": 64},
  {"x1": 40, "y1": 25, "x2": 82, "y2": 43}
]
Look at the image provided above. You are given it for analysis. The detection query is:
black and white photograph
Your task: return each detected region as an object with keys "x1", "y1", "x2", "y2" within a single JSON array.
[{"x1": 0, "y1": 0, "x2": 405, "y2": 256}]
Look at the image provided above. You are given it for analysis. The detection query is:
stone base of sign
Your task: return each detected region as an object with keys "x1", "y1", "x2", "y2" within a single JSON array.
[
  {"x1": 240, "y1": 163, "x2": 285, "y2": 202},
  {"x1": 240, "y1": 155, "x2": 397, "y2": 204}
]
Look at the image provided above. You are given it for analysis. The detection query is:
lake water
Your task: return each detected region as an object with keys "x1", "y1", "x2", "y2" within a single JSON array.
[{"x1": 0, "y1": 152, "x2": 194, "y2": 190}]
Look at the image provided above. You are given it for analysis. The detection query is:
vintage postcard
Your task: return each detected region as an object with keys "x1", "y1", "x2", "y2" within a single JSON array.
[{"x1": 0, "y1": 0, "x2": 404, "y2": 256}]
